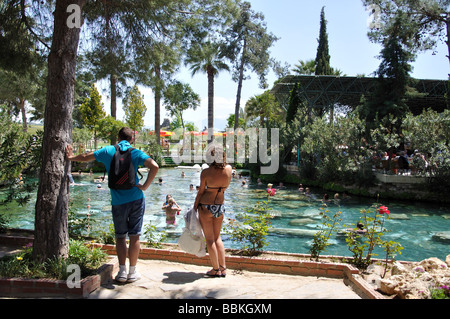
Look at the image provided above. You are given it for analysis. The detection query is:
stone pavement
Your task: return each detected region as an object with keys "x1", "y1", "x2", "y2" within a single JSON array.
[
  {"x1": 0, "y1": 239, "x2": 362, "y2": 300},
  {"x1": 88, "y1": 258, "x2": 362, "y2": 299}
]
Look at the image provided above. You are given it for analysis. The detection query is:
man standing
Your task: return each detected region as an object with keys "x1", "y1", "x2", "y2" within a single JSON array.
[{"x1": 66, "y1": 127, "x2": 159, "y2": 283}]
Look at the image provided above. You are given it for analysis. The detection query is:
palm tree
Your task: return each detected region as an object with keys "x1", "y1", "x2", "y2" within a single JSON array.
[
  {"x1": 185, "y1": 41, "x2": 229, "y2": 142},
  {"x1": 292, "y1": 59, "x2": 316, "y2": 75},
  {"x1": 244, "y1": 90, "x2": 282, "y2": 128},
  {"x1": 133, "y1": 41, "x2": 181, "y2": 146}
]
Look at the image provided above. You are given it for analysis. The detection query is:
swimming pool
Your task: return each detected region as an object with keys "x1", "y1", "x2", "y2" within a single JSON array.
[{"x1": 2, "y1": 167, "x2": 450, "y2": 262}]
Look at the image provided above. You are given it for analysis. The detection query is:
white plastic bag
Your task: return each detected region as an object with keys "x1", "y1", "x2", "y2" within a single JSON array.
[{"x1": 177, "y1": 206, "x2": 206, "y2": 257}]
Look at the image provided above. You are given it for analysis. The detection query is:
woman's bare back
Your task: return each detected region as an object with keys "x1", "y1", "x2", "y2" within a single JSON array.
[{"x1": 197, "y1": 165, "x2": 232, "y2": 205}]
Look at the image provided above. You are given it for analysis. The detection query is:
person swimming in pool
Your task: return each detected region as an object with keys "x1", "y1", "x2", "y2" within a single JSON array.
[
  {"x1": 163, "y1": 198, "x2": 181, "y2": 226},
  {"x1": 194, "y1": 143, "x2": 232, "y2": 277}
]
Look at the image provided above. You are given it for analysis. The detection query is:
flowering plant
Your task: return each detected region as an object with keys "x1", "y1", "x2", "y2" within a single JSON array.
[
  {"x1": 430, "y1": 285, "x2": 450, "y2": 299},
  {"x1": 378, "y1": 206, "x2": 390, "y2": 215},
  {"x1": 346, "y1": 195, "x2": 402, "y2": 270}
]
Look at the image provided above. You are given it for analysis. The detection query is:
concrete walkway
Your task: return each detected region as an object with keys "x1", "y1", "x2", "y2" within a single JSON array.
[
  {"x1": 88, "y1": 258, "x2": 361, "y2": 299},
  {"x1": 0, "y1": 240, "x2": 362, "y2": 300}
]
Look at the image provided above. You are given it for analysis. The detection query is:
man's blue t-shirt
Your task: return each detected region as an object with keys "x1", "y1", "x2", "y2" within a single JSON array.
[{"x1": 94, "y1": 140, "x2": 150, "y2": 206}]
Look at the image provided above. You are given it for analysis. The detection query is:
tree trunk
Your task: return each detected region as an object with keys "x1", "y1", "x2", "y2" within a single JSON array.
[
  {"x1": 154, "y1": 65, "x2": 161, "y2": 146},
  {"x1": 19, "y1": 97, "x2": 27, "y2": 132},
  {"x1": 446, "y1": 16, "x2": 450, "y2": 79},
  {"x1": 207, "y1": 65, "x2": 214, "y2": 144},
  {"x1": 234, "y1": 39, "x2": 246, "y2": 131},
  {"x1": 110, "y1": 73, "x2": 117, "y2": 145},
  {"x1": 33, "y1": 0, "x2": 85, "y2": 262}
]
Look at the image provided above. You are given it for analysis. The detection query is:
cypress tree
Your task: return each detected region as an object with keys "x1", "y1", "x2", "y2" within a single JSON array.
[
  {"x1": 286, "y1": 83, "x2": 300, "y2": 123},
  {"x1": 315, "y1": 7, "x2": 331, "y2": 76}
]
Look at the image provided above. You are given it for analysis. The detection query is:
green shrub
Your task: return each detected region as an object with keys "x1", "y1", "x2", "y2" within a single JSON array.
[
  {"x1": 345, "y1": 200, "x2": 402, "y2": 269},
  {"x1": 430, "y1": 285, "x2": 450, "y2": 299},
  {"x1": 309, "y1": 206, "x2": 343, "y2": 261},
  {"x1": 0, "y1": 239, "x2": 108, "y2": 280},
  {"x1": 143, "y1": 223, "x2": 168, "y2": 249},
  {"x1": 226, "y1": 200, "x2": 272, "y2": 255}
]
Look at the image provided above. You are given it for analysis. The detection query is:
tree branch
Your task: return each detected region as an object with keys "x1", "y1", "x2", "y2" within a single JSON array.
[{"x1": 20, "y1": 0, "x2": 51, "y2": 50}]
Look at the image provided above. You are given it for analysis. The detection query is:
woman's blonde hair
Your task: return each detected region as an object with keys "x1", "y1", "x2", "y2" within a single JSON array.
[{"x1": 205, "y1": 142, "x2": 226, "y2": 168}]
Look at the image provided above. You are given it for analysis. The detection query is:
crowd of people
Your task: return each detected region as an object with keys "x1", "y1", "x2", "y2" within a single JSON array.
[{"x1": 373, "y1": 147, "x2": 430, "y2": 175}]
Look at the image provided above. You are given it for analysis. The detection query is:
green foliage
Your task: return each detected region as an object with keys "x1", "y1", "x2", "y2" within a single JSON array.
[
  {"x1": 0, "y1": 114, "x2": 42, "y2": 208},
  {"x1": 244, "y1": 90, "x2": 282, "y2": 128},
  {"x1": 0, "y1": 239, "x2": 108, "y2": 280},
  {"x1": 163, "y1": 81, "x2": 200, "y2": 133},
  {"x1": 0, "y1": 1, "x2": 41, "y2": 73},
  {"x1": 164, "y1": 81, "x2": 200, "y2": 115},
  {"x1": 0, "y1": 214, "x2": 8, "y2": 233},
  {"x1": 141, "y1": 129, "x2": 164, "y2": 166},
  {"x1": 67, "y1": 239, "x2": 109, "y2": 277},
  {"x1": 286, "y1": 83, "x2": 300, "y2": 123},
  {"x1": 79, "y1": 83, "x2": 106, "y2": 132},
  {"x1": 430, "y1": 285, "x2": 450, "y2": 299},
  {"x1": 300, "y1": 112, "x2": 375, "y2": 187},
  {"x1": 310, "y1": 206, "x2": 343, "y2": 261},
  {"x1": 221, "y1": 0, "x2": 278, "y2": 89},
  {"x1": 371, "y1": 109, "x2": 450, "y2": 191},
  {"x1": 96, "y1": 116, "x2": 126, "y2": 144},
  {"x1": 315, "y1": 7, "x2": 331, "y2": 76},
  {"x1": 123, "y1": 85, "x2": 146, "y2": 138},
  {"x1": 95, "y1": 223, "x2": 116, "y2": 245},
  {"x1": 226, "y1": 114, "x2": 246, "y2": 129},
  {"x1": 72, "y1": 127, "x2": 92, "y2": 146},
  {"x1": 143, "y1": 223, "x2": 168, "y2": 249},
  {"x1": 402, "y1": 109, "x2": 450, "y2": 176},
  {"x1": 186, "y1": 41, "x2": 230, "y2": 78},
  {"x1": 225, "y1": 200, "x2": 272, "y2": 255},
  {"x1": 68, "y1": 204, "x2": 92, "y2": 239},
  {"x1": 345, "y1": 200, "x2": 402, "y2": 269},
  {"x1": 359, "y1": 11, "x2": 414, "y2": 132},
  {"x1": 381, "y1": 240, "x2": 404, "y2": 278}
]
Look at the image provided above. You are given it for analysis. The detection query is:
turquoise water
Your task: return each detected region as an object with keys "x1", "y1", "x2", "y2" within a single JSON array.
[{"x1": 2, "y1": 167, "x2": 450, "y2": 262}]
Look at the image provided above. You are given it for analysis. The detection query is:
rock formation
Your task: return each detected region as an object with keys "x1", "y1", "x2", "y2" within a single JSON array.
[{"x1": 374, "y1": 255, "x2": 450, "y2": 299}]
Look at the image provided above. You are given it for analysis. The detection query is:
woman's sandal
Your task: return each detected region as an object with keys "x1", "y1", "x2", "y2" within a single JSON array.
[
  {"x1": 205, "y1": 268, "x2": 222, "y2": 277},
  {"x1": 219, "y1": 265, "x2": 227, "y2": 278}
]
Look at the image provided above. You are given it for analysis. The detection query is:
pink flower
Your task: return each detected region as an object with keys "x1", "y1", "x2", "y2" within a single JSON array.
[{"x1": 378, "y1": 205, "x2": 390, "y2": 215}]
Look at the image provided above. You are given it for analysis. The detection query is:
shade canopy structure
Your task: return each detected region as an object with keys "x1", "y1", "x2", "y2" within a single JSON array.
[
  {"x1": 160, "y1": 130, "x2": 173, "y2": 137},
  {"x1": 183, "y1": 131, "x2": 228, "y2": 137},
  {"x1": 150, "y1": 130, "x2": 173, "y2": 137},
  {"x1": 270, "y1": 75, "x2": 449, "y2": 115}
]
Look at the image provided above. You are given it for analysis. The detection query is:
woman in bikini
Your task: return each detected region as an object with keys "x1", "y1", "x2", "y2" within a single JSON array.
[{"x1": 194, "y1": 143, "x2": 232, "y2": 277}]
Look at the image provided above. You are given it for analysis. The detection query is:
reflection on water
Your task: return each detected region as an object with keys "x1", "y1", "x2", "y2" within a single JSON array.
[{"x1": 1, "y1": 168, "x2": 450, "y2": 261}]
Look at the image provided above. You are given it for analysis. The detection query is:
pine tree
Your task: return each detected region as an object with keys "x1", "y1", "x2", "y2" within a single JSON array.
[{"x1": 361, "y1": 12, "x2": 414, "y2": 132}]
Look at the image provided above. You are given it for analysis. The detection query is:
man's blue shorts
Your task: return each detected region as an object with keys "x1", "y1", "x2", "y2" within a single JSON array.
[{"x1": 111, "y1": 198, "x2": 145, "y2": 239}]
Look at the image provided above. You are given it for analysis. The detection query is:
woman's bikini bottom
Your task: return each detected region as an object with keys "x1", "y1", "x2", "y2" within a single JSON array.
[{"x1": 198, "y1": 204, "x2": 225, "y2": 218}]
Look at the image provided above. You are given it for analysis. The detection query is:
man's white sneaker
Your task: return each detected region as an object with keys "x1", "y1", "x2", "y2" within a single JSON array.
[
  {"x1": 127, "y1": 271, "x2": 141, "y2": 283},
  {"x1": 114, "y1": 270, "x2": 128, "y2": 283}
]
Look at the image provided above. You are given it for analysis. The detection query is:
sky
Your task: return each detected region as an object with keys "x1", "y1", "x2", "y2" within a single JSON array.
[{"x1": 100, "y1": 0, "x2": 450, "y2": 132}]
